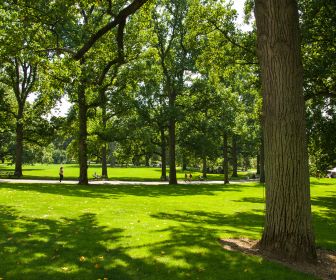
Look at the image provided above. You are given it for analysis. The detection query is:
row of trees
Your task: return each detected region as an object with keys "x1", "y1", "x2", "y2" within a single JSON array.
[
  {"x1": 0, "y1": 0, "x2": 335, "y2": 263},
  {"x1": 0, "y1": 0, "x2": 261, "y2": 183}
]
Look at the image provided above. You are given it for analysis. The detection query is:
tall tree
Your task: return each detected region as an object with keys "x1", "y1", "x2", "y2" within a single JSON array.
[
  {"x1": 152, "y1": 0, "x2": 190, "y2": 184},
  {"x1": 255, "y1": 0, "x2": 316, "y2": 261}
]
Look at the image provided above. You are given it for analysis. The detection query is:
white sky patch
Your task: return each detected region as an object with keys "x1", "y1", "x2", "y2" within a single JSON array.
[
  {"x1": 50, "y1": 95, "x2": 72, "y2": 117},
  {"x1": 232, "y1": 0, "x2": 253, "y2": 32}
]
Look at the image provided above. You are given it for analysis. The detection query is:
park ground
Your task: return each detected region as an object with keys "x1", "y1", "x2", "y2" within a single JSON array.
[
  {"x1": 0, "y1": 164, "x2": 254, "y2": 181},
  {"x1": 0, "y1": 168, "x2": 335, "y2": 279}
]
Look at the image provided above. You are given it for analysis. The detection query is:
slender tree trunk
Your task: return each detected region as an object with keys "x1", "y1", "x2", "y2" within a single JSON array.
[
  {"x1": 168, "y1": 118, "x2": 177, "y2": 184},
  {"x1": 256, "y1": 154, "x2": 260, "y2": 175},
  {"x1": 101, "y1": 144, "x2": 108, "y2": 178},
  {"x1": 145, "y1": 155, "x2": 150, "y2": 167},
  {"x1": 223, "y1": 132, "x2": 229, "y2": 184},
  {"x1": 255, "y1": 0, "x2": 316, "y2": 262},
  {"x1": 160, "y1": 127, "x2": 167, "y2": 181},
  {"x1": 101, "y1": 105, "x2": 108, "y2": 178},
  {"x1": 168, "y1": 92, "x2": 177, "y2": 184},
  {"x1": 182, "y1": 156, "x2": 187, "y2": 171},
  {"x1": 78, "y1": 82, "x2": 88, "y2": 185},
  {"x1": 231, "y1": 135, "x2": 238, "y2": 177},
  {"x1": 243, "y1": 156, "x2": 249, "y2": 171},
  {"x1": 202, "y1": 156, "x2": 207, "y2": 178},
  {"x1": 14, "y1": 108, "x2": 24, "y2": 177}
]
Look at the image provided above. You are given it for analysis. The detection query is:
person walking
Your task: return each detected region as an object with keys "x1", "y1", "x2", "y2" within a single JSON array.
[{"x1": 59, "y1": 166, "x2": 64, "y2": 182}]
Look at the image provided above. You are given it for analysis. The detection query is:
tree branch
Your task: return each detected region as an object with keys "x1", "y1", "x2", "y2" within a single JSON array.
[{"x1": 73, "y1": 0, "x2": 149, "y2": 60}]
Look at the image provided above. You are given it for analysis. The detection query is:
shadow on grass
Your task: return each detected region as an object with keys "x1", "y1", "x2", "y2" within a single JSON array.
[
  {"x1": 233, "y1": 193, "x2": 336, "y2": 250},
  {"x1": 311, "y1": 195, "x2": 336, "y2": 249},
  {"x1": 0, "y1": 183, "x2": 262, "y2": 200},
  {"x1": 0, "y1": 205, "x2": 314, "y2": 280}
]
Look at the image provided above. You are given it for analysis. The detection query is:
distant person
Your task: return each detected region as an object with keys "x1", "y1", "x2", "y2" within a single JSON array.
[
  {"x1": 59, "y1": 166, "x2": 64, "y2": 182},
  {"x1": 189, "y1": 173, "x2": 192, "y2": 182},
  {"x1": 316, "y1": 170, "x2": 321, "y2": 179},
  {"x1": 185, "y1": 173, "x2": 188, "y2": 182}
]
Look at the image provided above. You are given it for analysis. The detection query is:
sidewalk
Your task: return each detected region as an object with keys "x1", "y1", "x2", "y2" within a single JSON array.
[{"x1": 0, "y1": 178, "x2": 256, "y2": 185}]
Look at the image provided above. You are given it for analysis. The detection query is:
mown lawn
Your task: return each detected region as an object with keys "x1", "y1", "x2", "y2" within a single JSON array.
[
  {"x1": 0, "y1": 164, "x2": 251, "y2": 181},
  {"x1": 0, "y1": 179, "x2": 334, "y2": 279}
]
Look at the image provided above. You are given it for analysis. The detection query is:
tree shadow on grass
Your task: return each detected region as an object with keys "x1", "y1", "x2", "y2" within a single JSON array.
[
  {"x1": 0, "y1": 183, "x2": 260, "y2": 200},
  {"x1": 144, "y1": 210, "x2": 315, "y2": 280},
  {"x1": 232, "y1": 193, "x2": 336, "y2": 251},
  {"x1": 0, "y1": 205, "x2": 315, "y2": 280},
  {"x1": 311, "y1": 195, "x2": 336, "y2": 250}
]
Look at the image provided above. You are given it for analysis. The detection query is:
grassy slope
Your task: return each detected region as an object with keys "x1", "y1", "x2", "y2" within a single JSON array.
[
  {"x1": 0, "y1": 164, "x2": 250, "y2": 181},
  {"x1": 0, "y1": 179, "x2": 334, "y2": 279}
]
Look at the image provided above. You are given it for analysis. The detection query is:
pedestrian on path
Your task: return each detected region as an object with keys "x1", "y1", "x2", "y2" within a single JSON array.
[{"x1": 59, "y1": 166, "x2": 64, "y2": 182}]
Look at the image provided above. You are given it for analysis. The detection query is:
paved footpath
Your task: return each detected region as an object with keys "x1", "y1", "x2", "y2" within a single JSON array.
[{"x1": 0, "y1": 178, "x2": 255, "y2": 185}]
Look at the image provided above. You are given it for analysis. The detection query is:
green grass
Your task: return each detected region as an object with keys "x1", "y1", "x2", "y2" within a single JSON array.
[
  {"x1": 0, "y1": 179, "x2": 335, "y2": 279},
  {"x1": 0, "y1": 164, "x2": 251, "y2": 181}
]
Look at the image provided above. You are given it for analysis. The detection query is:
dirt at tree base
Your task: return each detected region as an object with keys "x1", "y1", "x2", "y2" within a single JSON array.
[{"x1": 220, "y1": 238, "x2": 336, "y2": 280}]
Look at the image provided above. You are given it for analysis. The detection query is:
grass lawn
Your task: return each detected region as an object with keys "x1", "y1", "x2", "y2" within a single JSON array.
[
  {"x1": 0, "y1": 178, "x2": 334, "y2": 279},
  {"x1": 0, "y1": 164, "x2": 251, "y2": 181}
]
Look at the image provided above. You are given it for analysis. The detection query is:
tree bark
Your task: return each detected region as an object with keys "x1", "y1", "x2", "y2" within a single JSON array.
[
  {"x1": 231, "y1": 135, "x2": 238, "y2": 177},
  {"x1": 14, "y1": 107, "x2": 24, "y2": 177},
  {"x1": 223, "y1": 132, "x2": 229, "y2": 184},
  {"x1": 78, "y1": 81, "x2": 88, "y2": 185},
  {"x1": 145, "y1": 155, "x2": 150, "y2": 167},
  {"x1": 101, "y1": 104, "x2": 108, "y2": 178},
  {"x1": 168, "y1": 116, "x2": 177, "y2": 184},
  {"x1": 255, "y1": 0, "x2": 316, "y2": 262},
  {"x1": 256, "y1": 154, "x2": 260, "y2": 175},
  {"x1": 202, "y1": 156, "x2": 207, "y2": 178},
  {"x1": 101, "y1": 144, "x2": 108, "y2": 178}
]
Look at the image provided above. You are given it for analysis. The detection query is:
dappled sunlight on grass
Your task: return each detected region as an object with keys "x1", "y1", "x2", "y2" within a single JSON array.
[{"x1": 0, "y1": 180, "x2": 333, "y2": 279}]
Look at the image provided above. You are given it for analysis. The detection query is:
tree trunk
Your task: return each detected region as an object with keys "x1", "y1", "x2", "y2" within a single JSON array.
[
  {"x1": 145, "y1": 155, "x2": 150, "y2": 167},
  {"x1": 202, "y1": 156, "x2": 207, "y2": 178},
  {"x1": 182, "y1": 156, "x2": 187, "y2": 171},
  {"x1": 101, "y1": 105, "x2": 108, "y2": 178},
  {"x1": 14, "y1": 110, "x2": 24, "y2": 177},
  {"x1": 160, "y1": 127, "x2": 167, "y2": 181},
  {"x1": 231, "y1": 135, "x2": 238, "y2": 177},
  {"x1": 101, "y1": 144, "x2": 108, "y2": 178},
  {"x1": 78, "y1": 82, "x2": 88, "y2": 185},
  {"x1": 223, "y1": 132, "x2": 229, "y2": 184},
  {"x1": 256, "y1": 154, "x2": 260, "y2": 175},
  {"x1": 168, "y1": 117, "x2": 177, "y2": 184},
  {"x1": 255, "y1": 0, "x2": 316, "y2": 262}
]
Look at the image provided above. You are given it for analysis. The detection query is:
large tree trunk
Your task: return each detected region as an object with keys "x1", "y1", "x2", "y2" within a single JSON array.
[
  {"x1": 231, "y1": 135, "x2": 238, "y2": 177},
  {"x1": 223, "y1": 132, "x2": 229, "y2": 184},
  {"x1": 160, "y1": 127, "x2": 167, "y2": 181},
  {"x1": 78, "y1": 82, "x2": 88, "y2": 185},
  {"x1": 255, "y1": 0, "x2": 316, "y2": 262},
  {"x1": 14, "y1": 109, "x2": 24, "y2": 177}
]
